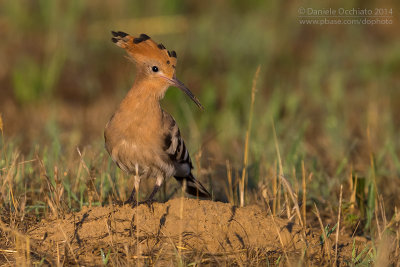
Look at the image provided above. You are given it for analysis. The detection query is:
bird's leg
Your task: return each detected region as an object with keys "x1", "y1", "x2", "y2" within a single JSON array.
[
  {"x1": 124, "y1": 186, "x2": 137, "y2": 206},
  {"x1": 140, "y1": 176, "x2": 164, "y2": 209},
  {"x1": 147, "y1": 185, "x2": 161, "y2": 202},
  {"x1": 125, "y1": 166, "x2": 141, "y2": 207},
  {"x1": 140, "y1": 185, "x2": 160, "y2": 211}
]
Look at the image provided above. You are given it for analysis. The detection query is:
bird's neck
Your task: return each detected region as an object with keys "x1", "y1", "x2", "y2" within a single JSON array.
[{"x1": 119, "y1": 76, "x2": 165, "y2": 118}]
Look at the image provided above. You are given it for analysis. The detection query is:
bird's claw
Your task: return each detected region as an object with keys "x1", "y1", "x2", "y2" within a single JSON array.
[
  {"x1": 139, "y1": 199, "x2": 155, "y2": 211},
  {"x1": 113, "y1": 200, "x2": 125, "y2": 206},
  {"x1": 123, "y1": 198, "x2": 138, "y2": 208}
]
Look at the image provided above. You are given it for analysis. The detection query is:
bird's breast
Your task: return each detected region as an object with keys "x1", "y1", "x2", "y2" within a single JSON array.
[{"x1": 104, "y1": 108, "x2": 174, "y2": 177}]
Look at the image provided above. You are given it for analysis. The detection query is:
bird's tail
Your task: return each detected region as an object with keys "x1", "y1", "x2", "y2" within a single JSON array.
[{"x1": 174, "y1": 173, "x2": 211, "y2": 199}]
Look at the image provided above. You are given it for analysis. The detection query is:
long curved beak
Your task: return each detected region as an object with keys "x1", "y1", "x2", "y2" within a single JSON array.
[{"x1": 171, "y1": 77, "x2": 204, "y2": 110}]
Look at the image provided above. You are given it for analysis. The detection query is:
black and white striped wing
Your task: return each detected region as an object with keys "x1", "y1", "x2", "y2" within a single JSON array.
[
  {"x1": 163, "y1": 115, "x2": 193, "y2": 177},
  {"x1": 162, "y1": 111, "x2": 211, "y2": 198}
]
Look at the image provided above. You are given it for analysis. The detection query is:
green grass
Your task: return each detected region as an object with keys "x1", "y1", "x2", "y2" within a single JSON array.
[{"x1": 1, "y1": 0, "x2": 400, "y2": 265}]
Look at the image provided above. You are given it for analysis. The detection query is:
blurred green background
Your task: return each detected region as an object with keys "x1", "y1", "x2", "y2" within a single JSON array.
[{"x1": 1, "y1": 0, "x2": 399, "y2": 227}]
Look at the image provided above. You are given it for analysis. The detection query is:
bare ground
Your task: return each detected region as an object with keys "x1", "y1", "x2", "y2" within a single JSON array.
[{"x1": 26, "y1": 198, "x2": 365, "y2": 265}]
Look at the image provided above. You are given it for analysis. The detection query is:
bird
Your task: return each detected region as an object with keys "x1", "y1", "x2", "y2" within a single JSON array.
[{"x1": 104, "y1": 31, "x2": 211, "y2": 206}]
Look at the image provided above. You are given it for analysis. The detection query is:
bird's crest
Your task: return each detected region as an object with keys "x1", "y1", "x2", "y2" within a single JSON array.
[
  {"x1": 110, "y1": 30, "x2": 203, "y2": 110},
  {"x1": 111, "y1": 31, "x2": 177, "y2": 67}
]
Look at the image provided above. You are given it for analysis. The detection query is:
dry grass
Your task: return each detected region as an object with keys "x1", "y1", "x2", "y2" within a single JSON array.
[
  {"x1": 1, "y1": 0, "x2": 400, "y2": 265},
  {"x1": 2, "y1": 68, "x2": 398, "y2": 265}
]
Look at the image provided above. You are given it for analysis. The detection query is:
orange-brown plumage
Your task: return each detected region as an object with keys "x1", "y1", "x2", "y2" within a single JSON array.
[{"x1": 105, "y1": 31, "x2": 210, "y2": 205}]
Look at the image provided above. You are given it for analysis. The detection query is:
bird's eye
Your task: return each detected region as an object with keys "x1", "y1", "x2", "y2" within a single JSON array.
[{"x1": 152, "y1": 66, "x2": 159, "y2": 72}]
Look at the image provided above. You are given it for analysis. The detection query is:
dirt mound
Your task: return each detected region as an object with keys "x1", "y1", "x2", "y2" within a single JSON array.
[{"x1": 27, "y1": 198, "x2": 360, "y2": 265}]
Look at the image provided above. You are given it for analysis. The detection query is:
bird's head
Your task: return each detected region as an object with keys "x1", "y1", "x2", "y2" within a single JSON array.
[{"x1": 111, "y1": 31, "x2": 203, "y2": 109}]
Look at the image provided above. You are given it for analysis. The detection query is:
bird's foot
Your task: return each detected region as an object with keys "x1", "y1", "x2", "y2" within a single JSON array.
[
  {"x1": 139, "y1": 198, "x2": 156, "y2": 211},
  {"x1": 123, "y1": 198, "x2": 138, "y2": 208},
  {"x1": 113, "y1": 200, "x2": 123, "y2": 206}
]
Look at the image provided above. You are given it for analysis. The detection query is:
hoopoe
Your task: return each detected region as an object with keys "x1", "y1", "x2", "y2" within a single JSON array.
[{"x1": 105, "y1": 31, "x2": 211, "y2": 206}]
